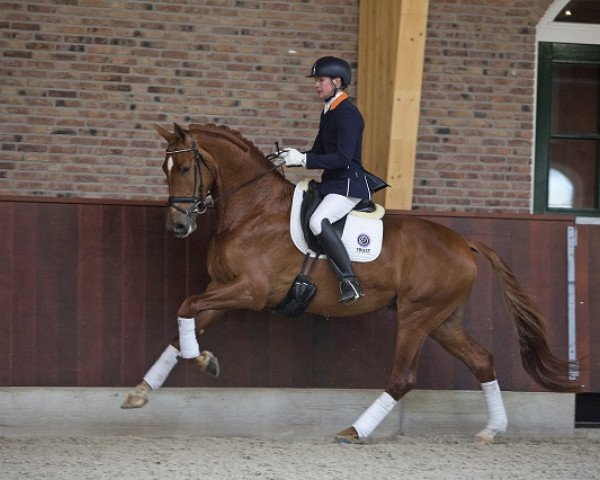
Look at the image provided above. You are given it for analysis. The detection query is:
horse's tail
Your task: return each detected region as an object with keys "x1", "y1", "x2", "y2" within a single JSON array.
[{"x1": 468, "y1": 240, "x2": 581, "y2": 393}]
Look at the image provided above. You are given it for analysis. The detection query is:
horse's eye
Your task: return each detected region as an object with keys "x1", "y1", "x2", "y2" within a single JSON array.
[{"x1": 180, "y1": 166, "x2": 191, "y2": 175}]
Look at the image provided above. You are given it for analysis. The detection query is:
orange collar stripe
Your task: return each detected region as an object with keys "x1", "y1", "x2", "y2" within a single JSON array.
[{"x1": 329, "y1": 92, "x2": 348, "y2": 111}]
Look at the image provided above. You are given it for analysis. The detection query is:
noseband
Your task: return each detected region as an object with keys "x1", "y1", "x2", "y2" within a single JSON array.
[{"x1": 165, "y1": 140, "x2": 212, "y2": 216}]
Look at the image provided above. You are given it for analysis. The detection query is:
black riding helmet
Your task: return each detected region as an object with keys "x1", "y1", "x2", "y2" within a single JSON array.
[{"x1": 307, "y1": 56, "x2": 351, "y2": 88}]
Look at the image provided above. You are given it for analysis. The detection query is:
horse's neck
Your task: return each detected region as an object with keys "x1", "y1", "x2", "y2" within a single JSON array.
[
  {"x1": 215, "y1": 175, "x2": 292, "y2": 233},
  {"x1": 191, "y1": 126, "x2": 293, "y2": 228},
  {"x1": 209, "y1": 147, "x2": 293, "y2": 229}
]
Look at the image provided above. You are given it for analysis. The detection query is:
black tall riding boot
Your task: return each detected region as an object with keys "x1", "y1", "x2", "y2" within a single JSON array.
[{"x1": 316, "y1": 219, "x2": 364, "y2": 304}]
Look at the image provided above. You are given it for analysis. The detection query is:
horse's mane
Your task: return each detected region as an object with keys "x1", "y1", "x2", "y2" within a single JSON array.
[
  {"x1": 188, "y1": 123, "x2": 264, "y2": 157},
  {"x1": 187, "y1": 123, "x2": 287, "y2": 182}
]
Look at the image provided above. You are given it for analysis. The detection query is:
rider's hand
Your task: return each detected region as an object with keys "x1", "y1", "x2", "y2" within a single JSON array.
[{"x1": 280, "y1": 149, "x2": 306, "y2": 167}]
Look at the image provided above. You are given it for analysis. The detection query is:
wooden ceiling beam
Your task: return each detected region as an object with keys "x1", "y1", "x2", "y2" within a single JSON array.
[{"x1": 358, "y1": 0, "x2": 429, "y2": 209}]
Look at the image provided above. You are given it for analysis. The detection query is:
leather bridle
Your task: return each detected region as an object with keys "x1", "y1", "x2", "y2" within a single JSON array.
[
  {"x1": 165, "y1": 139, "x2": 212, "y2": 216},
  {"x1": 165, "y1": 139, "x2": 285, "y2": 217}
]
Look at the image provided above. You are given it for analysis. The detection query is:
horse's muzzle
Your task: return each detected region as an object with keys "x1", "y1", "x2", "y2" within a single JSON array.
[
  {"x1": 168, "y1": 210, "x2": 197, "y2": 238},
  {"x1": 173, "y1": 221, "x2": 191, "y2": 238}
]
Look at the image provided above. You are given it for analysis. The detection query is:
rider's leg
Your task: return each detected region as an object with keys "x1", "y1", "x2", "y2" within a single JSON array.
[{"x1": 309, "y1": 194, "x2": 364, "y2": 304}]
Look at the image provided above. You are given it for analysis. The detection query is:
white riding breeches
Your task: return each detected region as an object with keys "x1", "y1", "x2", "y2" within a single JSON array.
[{"x1": 309, "y1": 193, "x2": 361, "y2": 236}]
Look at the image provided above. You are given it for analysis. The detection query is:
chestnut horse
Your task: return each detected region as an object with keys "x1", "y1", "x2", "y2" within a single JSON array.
[{"x1": 122, "y1": 122, "x2": 579, "y2": 443}]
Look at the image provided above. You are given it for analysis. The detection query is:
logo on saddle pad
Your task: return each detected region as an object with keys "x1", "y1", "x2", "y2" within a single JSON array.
[
  {"x1": 356, "y1": 233, "x2": 371, "y2": 252},
  {"x1": 290, "y1": 179, "x2": 384, "y2": 262}
]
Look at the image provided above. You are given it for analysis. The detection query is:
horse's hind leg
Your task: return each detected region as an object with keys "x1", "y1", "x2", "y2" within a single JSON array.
[
  {"x1": 335, "y1": 309, "x2": 431, "y2": 444},
  {"x1": 121, "y1": 310, "x2": 223, "y2": 409},
  {"x1": 429, "y1": 304, "x2": 508, "y2": 443}
]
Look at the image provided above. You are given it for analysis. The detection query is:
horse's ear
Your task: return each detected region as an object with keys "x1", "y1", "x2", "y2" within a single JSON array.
[
  {"x1": 173, "y1": 122, "x2": 187, "y2": 143},
  {"x1": 154, "y1": 123, "x2": 173, "y2": 143}
]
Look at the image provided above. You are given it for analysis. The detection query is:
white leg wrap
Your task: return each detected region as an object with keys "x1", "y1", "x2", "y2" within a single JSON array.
[
  {"x1": 352, "y1": 392, "x2": 398, "y2": 439},
  {"x1": 178, "y1": 316, "x2": 200, "y2": 359},
  {"x1": 481, "y1": 380, "x2": 508, "y2": 432},
  {"x1": 143, "y1": 345, "x2": 180, "y2": 390}
]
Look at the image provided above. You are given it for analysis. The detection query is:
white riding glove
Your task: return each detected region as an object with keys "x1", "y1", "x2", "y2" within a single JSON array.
[{"x1": 280, "y1": 148, "x2": 306, "y2": 167}]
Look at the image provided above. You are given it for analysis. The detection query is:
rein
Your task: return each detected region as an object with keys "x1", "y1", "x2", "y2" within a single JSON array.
[
  {"x1": 211, "y1": 157, "x2": 284, "y2": 205},
  {"x1": 166, "y1": 141, "x2": 284, "y2": 217}
]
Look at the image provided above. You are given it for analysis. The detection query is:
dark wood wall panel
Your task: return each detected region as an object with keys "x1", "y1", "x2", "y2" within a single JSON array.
[
  {"x1": 0, "y1": 202, "x2": 13, "y2": 385},
  {"x1": 575, "y1": 224, "x2": 600, "y2": 391},
  {"x1": 11, "y1": 203, "x2": 38, "y2": 385},
  {"x1": 77, "y1": 204, "x2": 105, "y2": 386},
  {"x1": 1, "y1": 197, "x2": 591, "y2": 391}
]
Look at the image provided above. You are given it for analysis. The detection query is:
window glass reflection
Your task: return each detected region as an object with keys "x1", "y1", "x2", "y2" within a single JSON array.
[
  {"x1": 548, "y1": 168, "x2": 574, "y2": 208},
  {"x1": 548, "y1": 139, "x2": 598, "y2": 210}
]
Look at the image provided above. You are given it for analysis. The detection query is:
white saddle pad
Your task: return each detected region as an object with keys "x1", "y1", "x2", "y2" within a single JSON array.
[{"x1": 290, "y1": 180, "x2": 384, "y2": 263}]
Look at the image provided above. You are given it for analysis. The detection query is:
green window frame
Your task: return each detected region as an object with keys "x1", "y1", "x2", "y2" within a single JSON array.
[{"x1": 534, "y1": 42, "x2": 600, "y2": 215}]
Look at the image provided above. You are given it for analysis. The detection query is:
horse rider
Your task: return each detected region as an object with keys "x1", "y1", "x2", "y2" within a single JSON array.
[{"x1": 280, "y1": 56, "x2": 371, "y2": 304}]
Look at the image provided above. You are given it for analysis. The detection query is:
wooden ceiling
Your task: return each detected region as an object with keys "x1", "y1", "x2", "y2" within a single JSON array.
[{"x1": 554, "y1": 0, "x2": 600, "y2": 24}]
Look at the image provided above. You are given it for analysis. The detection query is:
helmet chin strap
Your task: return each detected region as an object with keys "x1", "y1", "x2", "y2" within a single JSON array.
[{"x1": 323, "y1": 77, "x2": 341, "y2": 102}]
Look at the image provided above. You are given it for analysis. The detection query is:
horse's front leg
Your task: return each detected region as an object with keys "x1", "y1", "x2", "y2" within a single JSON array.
[
  {"x1": 122, "y1": 277, "x2": 264, "y2": 410},
  {"x1": 179, "y1": 275, "x2": 267, "y2": 316},
  {"x1": 121, "y1": 309, "x2": 224, "y2": 409},
  {"x1": 175, "y1": 276, "x2": 268, "y2": 360}
]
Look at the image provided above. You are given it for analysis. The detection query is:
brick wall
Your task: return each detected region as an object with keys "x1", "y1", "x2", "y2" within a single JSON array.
[
  {"x1": 414, "y1": 0, "x2": 553, "y2": 212},
  {"x1": 0, "y1": 0, "x2": 357, "y2": 199},
  {"x1": 1, "y1": 0, "x2": 556, "y2": 212}
]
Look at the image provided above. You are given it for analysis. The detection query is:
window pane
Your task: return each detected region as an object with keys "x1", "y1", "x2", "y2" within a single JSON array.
[
  {"x1": 551, "y1": 63, "x2": 599, "y2": 135},
  {"x1": 548, "y1": 139, "x2": 598, "y2": 209}
]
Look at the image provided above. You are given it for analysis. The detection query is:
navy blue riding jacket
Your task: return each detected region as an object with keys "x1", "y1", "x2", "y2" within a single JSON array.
[{"x1": 305, "y1": 94, "x2": 371, "y2": 200}]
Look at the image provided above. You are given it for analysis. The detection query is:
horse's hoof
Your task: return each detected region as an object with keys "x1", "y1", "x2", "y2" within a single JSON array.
[
  {"x1": 334, "y1": 427, "x2": 360, "y2": 444},
  {"x1": 475, "y1": 427, "x2": 498, "y2": 444},
  {"x1": 194, "y1": 351, "x2": 220, "y2": 377},
  {"x1": 121, "y1": 391, "x2": 149, "y2": 409}
]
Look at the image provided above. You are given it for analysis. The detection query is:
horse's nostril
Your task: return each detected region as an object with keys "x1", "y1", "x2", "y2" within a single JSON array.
[{"x1": 173, "y1": 222, "x2": 187, "y2": 235}]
